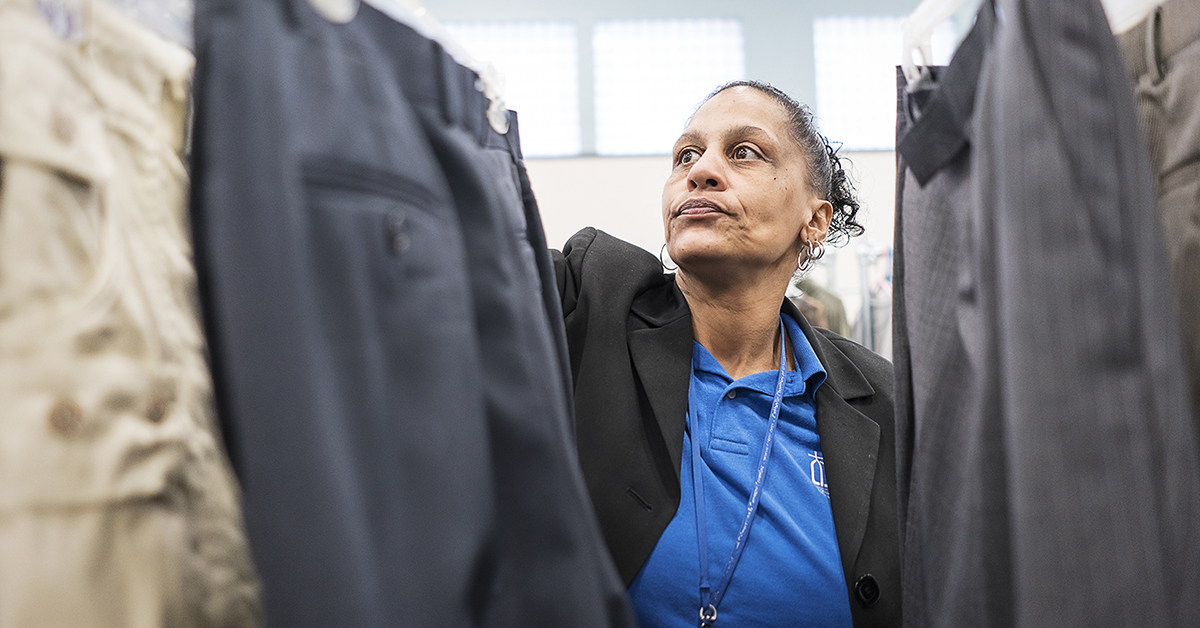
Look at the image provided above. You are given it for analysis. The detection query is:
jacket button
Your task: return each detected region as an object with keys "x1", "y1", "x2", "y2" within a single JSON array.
[
  {"x1": 146, "y1": 397, "x2": 170, "y2": 423},
  {"x1": 48, "y1": 399, "x2": 84, "y2": 436},
  {"x1": 386, "y1": 207, "x2": 410, "y2": 255},
  {"x1": 145, "y1": 379, "x2": 176, "y2": 424},
  {"x1": 854, "y1": 574, "x2": 880, "y2": 608}
]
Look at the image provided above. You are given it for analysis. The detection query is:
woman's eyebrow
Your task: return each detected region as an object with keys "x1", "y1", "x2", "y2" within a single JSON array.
[
  {"x1": 673, "y1": 125, "x2": 773, "y2": 150},
  {"x1": 673, "y1": 130, "x2": 704, "y2": 150},
  {"x1": 726, "y1": 125, "x2": 772, "y2": 142}
]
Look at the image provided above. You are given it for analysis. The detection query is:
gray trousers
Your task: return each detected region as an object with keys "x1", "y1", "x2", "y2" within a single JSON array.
[{"x1": 893, "y1": 0, "x2": 1200, "y2": 626}]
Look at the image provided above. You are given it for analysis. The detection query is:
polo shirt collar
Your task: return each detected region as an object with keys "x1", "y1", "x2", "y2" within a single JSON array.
[{"x1": 691, "y1": 313, "x2": 827, "y2": 398}]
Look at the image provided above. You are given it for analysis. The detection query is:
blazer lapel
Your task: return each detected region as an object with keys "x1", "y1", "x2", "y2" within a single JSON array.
[
  {"x1": 792, "y1": 303, "x2": 882, "y2": 575},
  {"x1": 816, "y1": 386, "x2": 881, "y2": 575},
  {"x1": 627, "y1": 282, "x2": 693, "y2": 481}
]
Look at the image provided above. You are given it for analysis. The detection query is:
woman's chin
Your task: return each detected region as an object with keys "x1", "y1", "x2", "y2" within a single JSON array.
[
  {"x1": 667, "y1": 232, "x2": 732, "y2": 261},
  {"x1": 671, "y1": 247, "x2": 724, "y2": 268}
]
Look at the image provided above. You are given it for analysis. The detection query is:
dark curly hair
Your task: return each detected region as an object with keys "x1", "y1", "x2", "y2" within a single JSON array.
[{"x1": 698, "y1": 80, "x2": 864, "y2": 245}]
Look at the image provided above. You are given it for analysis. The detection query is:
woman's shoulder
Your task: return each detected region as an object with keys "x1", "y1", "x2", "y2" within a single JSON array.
[
  {"x1": 812, "y1": 326, "x2": 894, "y2": 398},
  {"x1": 558, "y1": 227, "x2": 658, "y2": 270},
  {"x1": 553, "y1": 228, "x2": 671, "y2": 315}
]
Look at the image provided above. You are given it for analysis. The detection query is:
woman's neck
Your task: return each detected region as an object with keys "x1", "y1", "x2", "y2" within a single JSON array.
[{"x1": 677, "y1": 269, "x2": 791, "y2": 380}]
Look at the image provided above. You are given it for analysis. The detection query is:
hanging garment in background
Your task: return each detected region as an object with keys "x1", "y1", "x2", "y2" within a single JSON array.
[
  {"x1": 893, "y1": 0, "x2": 1200, "y2": 627},
  {"x1": 0, "y1": 0, "x2": 262, "y2": 625},
  {"x1": 868, "y1": 280, "x2": 892, "y2": 361},
  {"x1": 795, "y1": 277, "x2": 853, "y2": 338},
  {"x1": 1117, "y1": 0, "x2": 1200, "y2": 428},
  {"x1": 189, "y1": 0, "x2": 634, "y2": 625},
  {"x1": 792, "y1": 292, "x2": 829, "y2": 329}
]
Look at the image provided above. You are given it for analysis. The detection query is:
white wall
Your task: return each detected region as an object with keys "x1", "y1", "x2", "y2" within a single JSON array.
[
  {"x1": 527, "y1": 155, "x2": 671, "y2": 253},
  {"x1": 525, "y1": 151, "x2": 896, "y2": 345}
]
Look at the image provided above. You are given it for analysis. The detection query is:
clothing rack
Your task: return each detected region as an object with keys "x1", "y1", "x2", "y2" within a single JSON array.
[{"x1": 856, "y1": 243, "x2": 890, "y2": 353}]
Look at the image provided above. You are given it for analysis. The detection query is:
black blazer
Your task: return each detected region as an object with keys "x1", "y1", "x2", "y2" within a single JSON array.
[{"x1": 554, "y1": 228, "x2": 900, "y2": 627}]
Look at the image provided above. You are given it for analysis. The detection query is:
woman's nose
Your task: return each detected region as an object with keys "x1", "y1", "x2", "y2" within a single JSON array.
[{"x1": 687, "y1": 151, "x2": 726, "y2": 191}]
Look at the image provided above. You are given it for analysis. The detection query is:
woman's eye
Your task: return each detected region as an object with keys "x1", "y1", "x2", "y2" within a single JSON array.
[
  {"x1": 733, "y1": 145, "x2": 760, "y2": 160},
  {"x1": 678, "y1": 148, "x2": 700, "y2": 164}
]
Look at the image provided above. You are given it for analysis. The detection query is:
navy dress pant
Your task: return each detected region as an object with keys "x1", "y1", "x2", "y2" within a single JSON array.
[{"x1": 189, "y1": 0, "x2": 633, "y2": 625}]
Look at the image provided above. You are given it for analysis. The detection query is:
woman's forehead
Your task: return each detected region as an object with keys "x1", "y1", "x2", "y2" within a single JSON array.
[{"x1": 686, "y1": 87, "x2": 791, "y2": 138}]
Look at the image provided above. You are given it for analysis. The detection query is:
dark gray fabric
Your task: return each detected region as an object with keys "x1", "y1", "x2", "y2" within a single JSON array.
[
  {"x1": 1117, "y1": 0, "x2": 1200, "y2": 433},
  {"x1": 553, "y1": 228, "x2": 901, "y2": 628},
  {"x1": 893, "y1": 9, "x2": 1012, "y2": 627},
  {"x1": 189, "y1": 1, "x2": 633, "y2": 626},
  {"x1": 893, "y1": 0, "x2": 1200, "y2": 626}
]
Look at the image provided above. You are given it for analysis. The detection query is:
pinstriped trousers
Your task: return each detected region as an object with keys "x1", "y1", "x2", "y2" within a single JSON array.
[{"x1": 894, "y1": 0, "x2": 1200, "y2": 626}]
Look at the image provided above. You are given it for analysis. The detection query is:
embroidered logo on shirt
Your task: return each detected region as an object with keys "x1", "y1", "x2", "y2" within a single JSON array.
[{"x1": 809, "y1": 452, "x2": 829, "y2": 497}]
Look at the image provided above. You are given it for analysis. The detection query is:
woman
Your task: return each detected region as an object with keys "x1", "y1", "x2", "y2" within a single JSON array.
[{"x1": 553, "y1": 81, "x2": 898, "y2": 627}]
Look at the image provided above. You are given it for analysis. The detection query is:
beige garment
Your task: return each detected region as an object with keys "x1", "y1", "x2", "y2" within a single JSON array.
[
  {"x1": 1118, "y1": 0, "x2": 1200, "y2": 424},
  {"x1": 0, "y1": 0, "x2": 262, "y2": 626}
]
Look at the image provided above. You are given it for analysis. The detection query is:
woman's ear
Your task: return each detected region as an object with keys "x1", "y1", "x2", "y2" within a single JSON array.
[{"x1": 805, "y1": 198, "x2": 833, "y2": 242}]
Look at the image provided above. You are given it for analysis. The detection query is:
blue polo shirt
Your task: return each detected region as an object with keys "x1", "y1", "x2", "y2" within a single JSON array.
[{"x1": 628, "y1": 314, "x2": 852, "y2": 628}]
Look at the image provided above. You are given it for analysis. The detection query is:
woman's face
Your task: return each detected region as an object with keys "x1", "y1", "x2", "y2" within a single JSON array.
[{"x1": 661, "y1": 87, "x2": 830, "y2": 278}]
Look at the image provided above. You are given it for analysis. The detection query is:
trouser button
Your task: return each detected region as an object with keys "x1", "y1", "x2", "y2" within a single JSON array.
[{"x1": 48, "y1": 399, "x2": 84, "y2": 436}]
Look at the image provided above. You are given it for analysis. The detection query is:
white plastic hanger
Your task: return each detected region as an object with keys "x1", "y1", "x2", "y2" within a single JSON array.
[
  {"x1": 1100, "y1": 0, "x2": 1162, "y2": 33},
  {"x1": 900, "y1": 0, "x2": 970, "y2": 86},
  {"x1": 902, "y1": 0, "x2": 1162, "y2": 77}
]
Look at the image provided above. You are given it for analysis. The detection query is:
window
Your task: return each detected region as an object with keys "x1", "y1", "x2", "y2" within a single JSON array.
[
  {"x1": 813, "y1": 16, "x2": 957, "y2": 151},
  {"x1": 445, "y1": 21, "x2": 580, "y2": 157},
  {"x1": 593, "y1": 18, "x2": 744, "y2": 156}
]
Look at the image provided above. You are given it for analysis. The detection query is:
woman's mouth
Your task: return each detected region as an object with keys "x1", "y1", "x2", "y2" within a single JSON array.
[{"x1": 677, "y1": 198, "x2": 724, "y2": 216}]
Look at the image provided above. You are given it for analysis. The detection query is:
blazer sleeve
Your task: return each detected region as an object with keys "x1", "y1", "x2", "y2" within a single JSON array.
[{"x1": 551, "y1": 227, "x2": 600, "y2": 318}]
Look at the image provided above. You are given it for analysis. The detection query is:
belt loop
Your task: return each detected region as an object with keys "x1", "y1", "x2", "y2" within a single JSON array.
[
  {"x1": 466, "y1": 79, "x2": 489, "y2": 146},
  {"x1": 505, "y1": 110, "x2": 522, "y2": 162},
  {"x1": 278, "y1": 0, "x2": 305, "y2": 31},
  {"x1": 437, "y1": 49, "x2": 462, "y2": 128},
  {"x1": 1146, "y1": 4, "x2": 1165, "y2": 84},
  {"x1": 476, "y1": 88, "x2": 491, "y2": 147}
]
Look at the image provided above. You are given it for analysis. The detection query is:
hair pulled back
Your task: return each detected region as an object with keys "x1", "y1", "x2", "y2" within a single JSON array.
[{"x1": 700, "y1": 80, "x2": 864, "y2": 245}]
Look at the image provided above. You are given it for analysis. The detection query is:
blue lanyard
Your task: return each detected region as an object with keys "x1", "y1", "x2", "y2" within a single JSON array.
[{"x1": 688, "y1": 315, "x2": 789, "y2": 627}]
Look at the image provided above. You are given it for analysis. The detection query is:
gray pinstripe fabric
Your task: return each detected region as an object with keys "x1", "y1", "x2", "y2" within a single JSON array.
[{"x1": 894, "y1": 1, "x2": 1200, "y2": 626}]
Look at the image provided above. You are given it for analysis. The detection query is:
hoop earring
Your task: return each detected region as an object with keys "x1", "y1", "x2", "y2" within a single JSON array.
[
  {"x1": 798, "y1": 244, "x2": 815, "y2": 273},
  {"x1": 797, "y1": 240, "x2": 826, "y2": 273},
  {"x1": 659, "y1": 243, "x2": 678, "y2": 272}
]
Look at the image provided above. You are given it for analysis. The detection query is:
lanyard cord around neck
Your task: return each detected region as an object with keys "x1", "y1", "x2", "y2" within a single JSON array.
[{"x1": 689, "y1": 315, "x2": 789, "y2": 628}]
